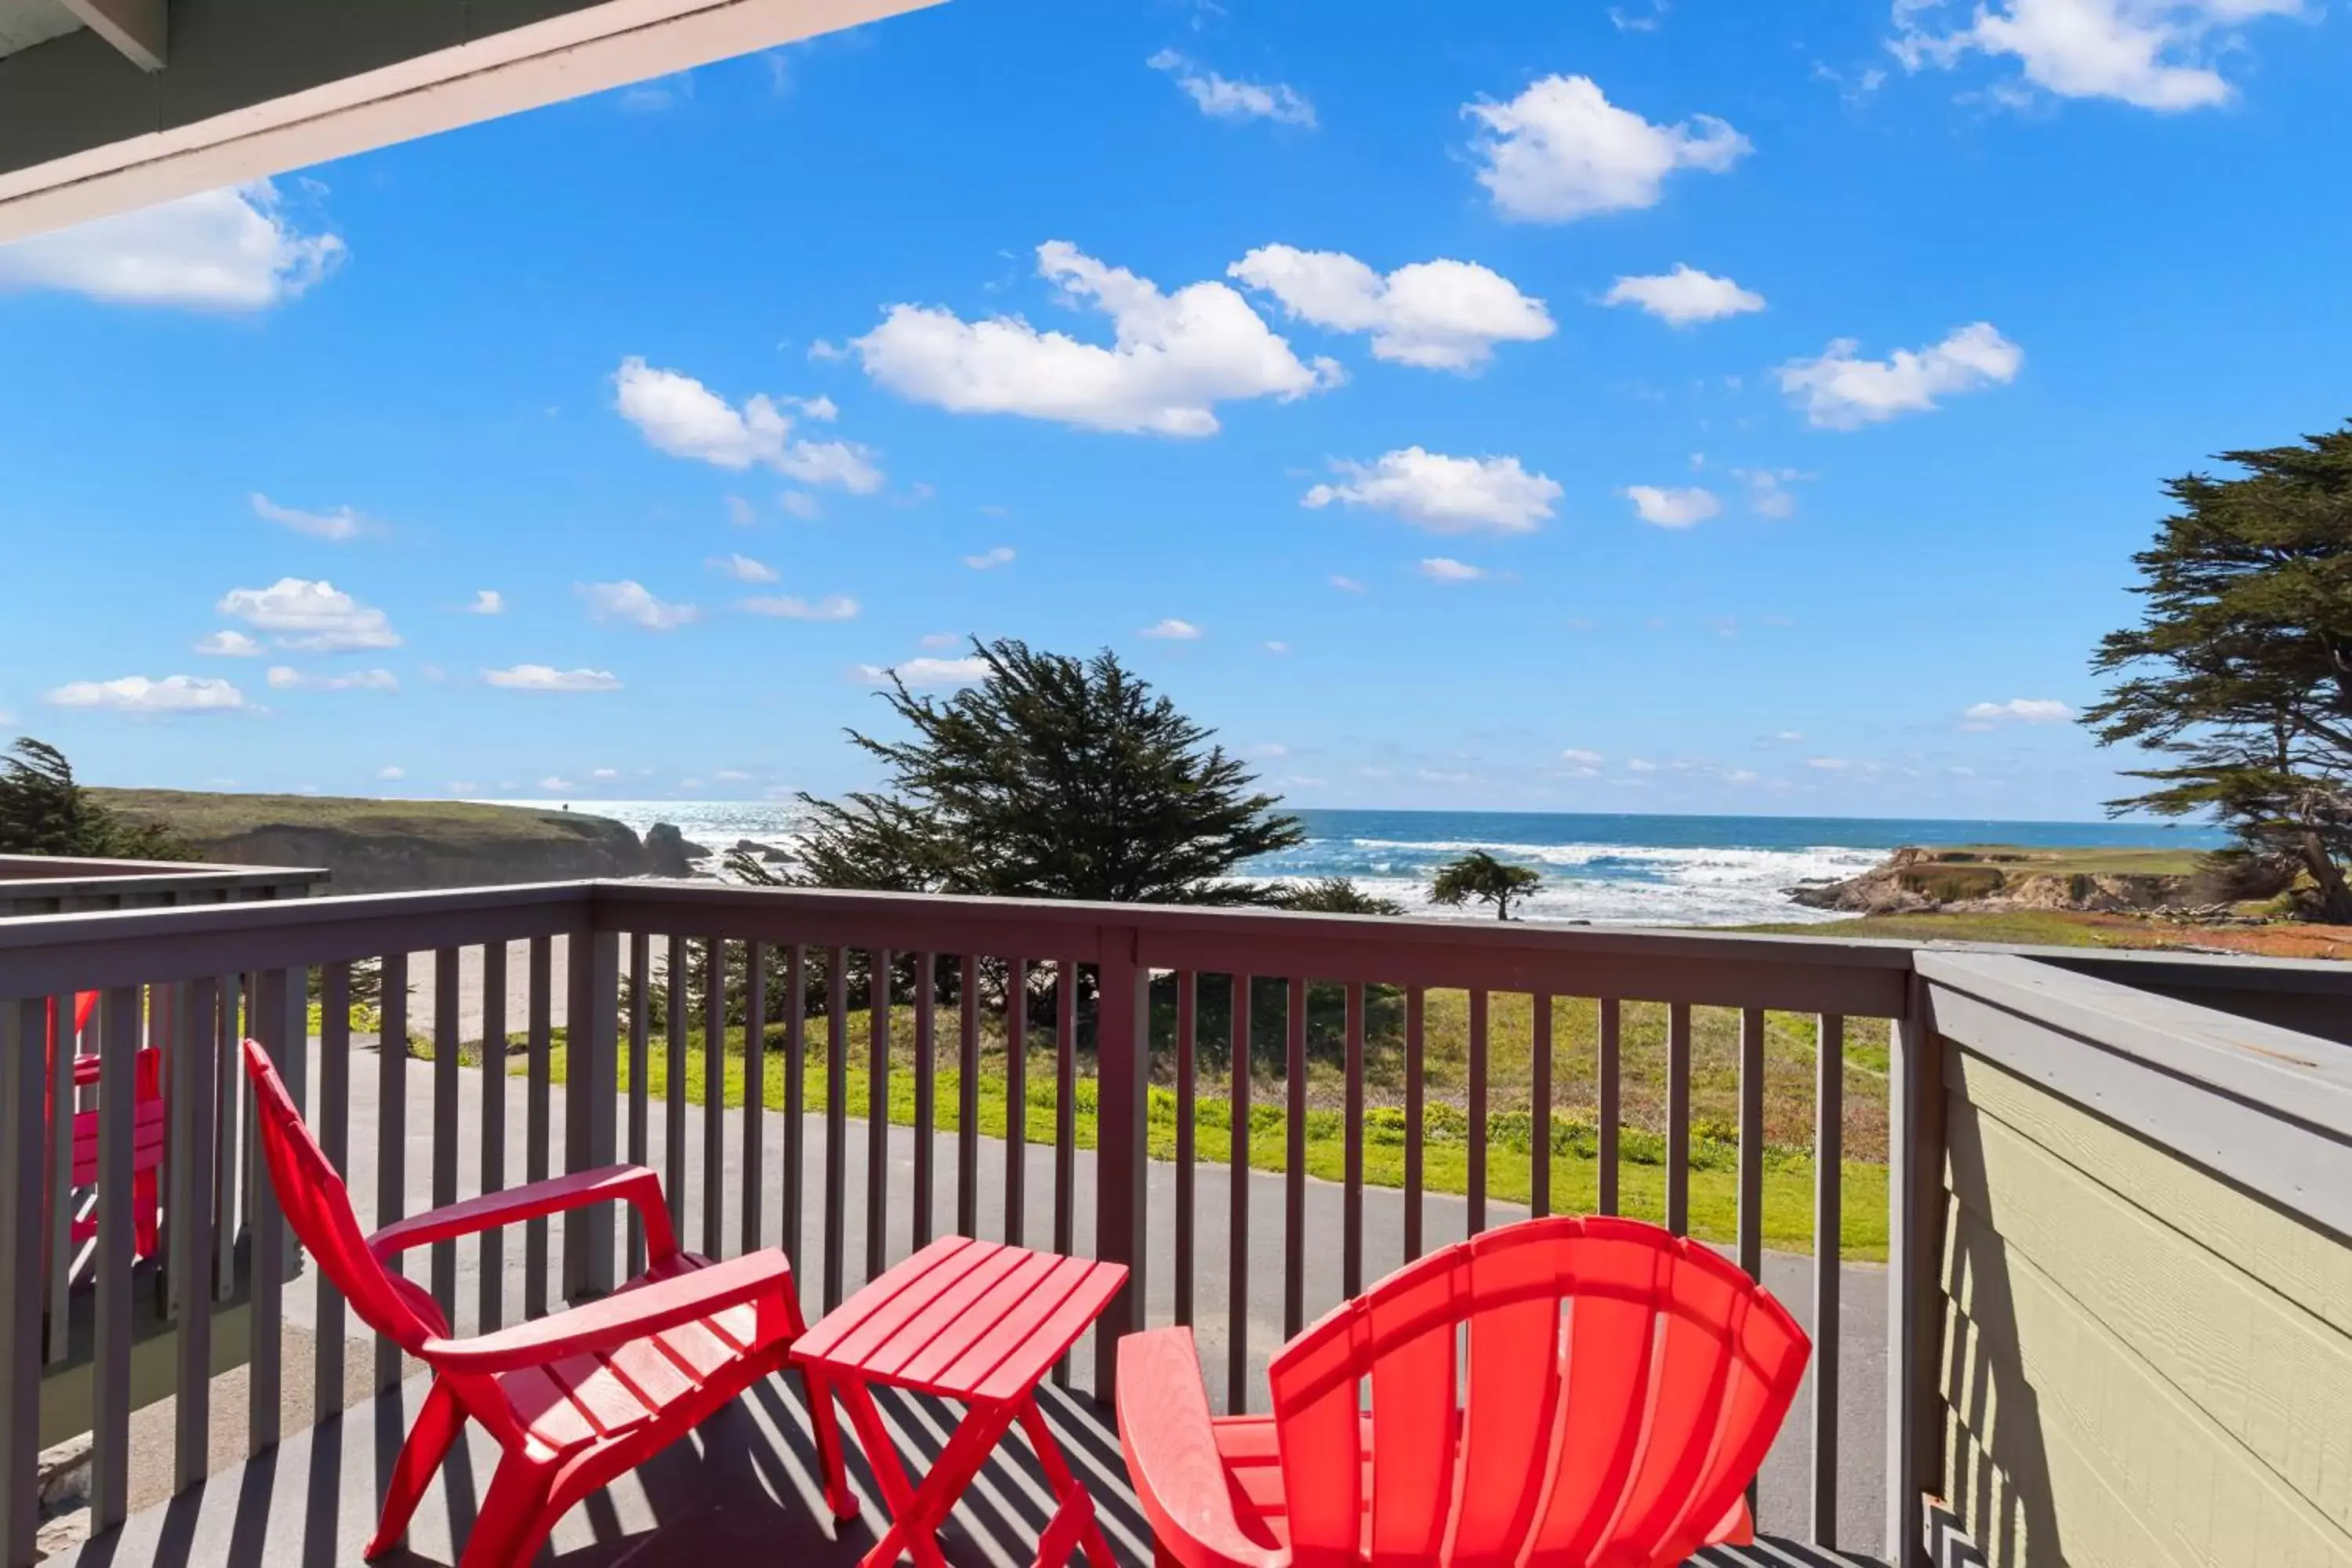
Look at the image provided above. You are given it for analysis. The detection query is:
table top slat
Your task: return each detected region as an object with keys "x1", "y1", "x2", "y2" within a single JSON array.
[{"x1": 799, "y1": 1235, "x2": 989, "y2": 1367}]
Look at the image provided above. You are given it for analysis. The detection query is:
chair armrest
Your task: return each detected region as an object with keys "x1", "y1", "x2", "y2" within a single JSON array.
[
  {"x1": 369, "y1": 1165, "x2": 678, "y2": 1266},
  {"x1": 1116, "y1": 1327, "x2": 1286, "y2": 1568},
  {"x1": 420, "y1": 1249, "x2": 798, "y2": 1374}
]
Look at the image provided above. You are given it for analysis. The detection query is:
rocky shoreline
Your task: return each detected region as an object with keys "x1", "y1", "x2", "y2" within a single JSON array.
[{"x1": 1788, "y1": 845, "x2": 2218, "y2": 917}]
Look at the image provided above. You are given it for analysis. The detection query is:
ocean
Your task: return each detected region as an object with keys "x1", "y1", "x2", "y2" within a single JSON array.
[{"x1": 504, "y1": 801, "x2": 2230, "y2": 929}]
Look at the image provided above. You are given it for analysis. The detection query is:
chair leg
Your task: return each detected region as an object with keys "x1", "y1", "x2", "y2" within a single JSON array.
[
  {"x1": 367, "y1": 1377, "x2": 463, "y2": 1558},
  {"x1": 132, "y1": 1166, "x2": 160, "y2": 1260},
  {"x1": 798, "y1": 1366, "x2": 860, "y2": 1520},
  {"x1": 462, "y1": 1453, "x2": 558, "y2": 1568}
]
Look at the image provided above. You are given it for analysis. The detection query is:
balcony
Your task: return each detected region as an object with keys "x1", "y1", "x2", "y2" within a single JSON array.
[{"x1": 1, "y1": 877, "x2": 2347, "y2": 1568}]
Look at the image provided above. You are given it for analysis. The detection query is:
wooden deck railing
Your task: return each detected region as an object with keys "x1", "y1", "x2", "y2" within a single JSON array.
[{"x1": 1, "y1": 878, "x2": 2344, "y2": 1568}]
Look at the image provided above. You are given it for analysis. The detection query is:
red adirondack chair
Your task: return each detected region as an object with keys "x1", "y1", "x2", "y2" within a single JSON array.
[
  {"x1": 1118, "y1": 1215, "x2": 1810, "y2": 1568},
  {"x1": 46, "y1": 990, "x2": 164, "y2": 1261},
  {"x1": 241, "y1": 1039, "x2": 856, "y2": 1568}
]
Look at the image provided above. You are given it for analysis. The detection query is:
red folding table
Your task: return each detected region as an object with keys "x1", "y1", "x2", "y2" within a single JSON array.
[{"x1": 794, "y1": 1236, "x2": 1128, "y2": 1568}]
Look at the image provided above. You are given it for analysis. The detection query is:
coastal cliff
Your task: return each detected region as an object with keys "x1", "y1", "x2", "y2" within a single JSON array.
[
  {"x1": 93, "y1": 790, "x2": 698, "y2": 894},
  {"x1": 1789, "y1": 844, "x2": 2218, "y2": 916}
]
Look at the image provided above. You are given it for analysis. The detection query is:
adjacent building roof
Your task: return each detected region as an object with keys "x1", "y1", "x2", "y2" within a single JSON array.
[{"x1": 0, "y1": 0, "x2": 934, "y2": 243}]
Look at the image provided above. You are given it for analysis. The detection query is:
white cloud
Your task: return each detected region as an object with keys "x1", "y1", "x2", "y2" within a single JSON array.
[
  {"x1": 1329, "y1": 575, "x2": 1368, "y2": 593},
  {"x1": 851, "y1": 241, "x2": 1341, "y2": 437},
  {"x1": 1806, "y1": 756, "x2": 1853, "y2": 771},
  {"x1": 1417, "y1": 557, "x2": 1487, "y2": 583},
  {"x1": 789, "y1": 394, "x2": 840, "y2": 421},
  {"x1": 1622, "y1": 485, "x2": 1722, "y2": 528},
  {"x1": 918, "y1": 632, "x2": 963, "y2": 649},
  {"x1": 725, "y1": 495, "x2": 757, "y2": 527},
  {"x1": 1562, "y1": 748, "x2": 1606, "y2": 765},
  {"x1": 613, "y1": 358, "x2": 883, "y2": 489},
  {"x1": 1304, "y1": 448, "x2": 1561, "y2": 534},
  {"x1": 1601, "y1": 264, "x2": 1765, "y2": 326},
  {"x1": 1265, "y1": 640, "x2": 1290, "y2": 654},
  {"x1": 1891, "y1": 0, "x2": 2302, "y2": 111},
  {"x1": 266, "y1": 666, "x2": 397, "y2": 691},
  {"x1": 466, "y1": 590, "x2": 505, "y2": 615},
  {"x1": 378, "y1": 766, "x2": 405, "y2": 781},
  {"x1": 1626, "y1": 757, "x2": 1661, "y2": 772},
  {"x1": 592, "y1": 768, "x2": 621, "y2": 780},
  {"x1": 1778, "y1": 323, "x2": 2023, "y2": 429},
  {"x1": 707, "y1": 554, "x2": 779, "y2": 583},
  {"x1": 1964, "y1": 697, "x2": 2074, "y2": 724},
  {"x1": 252, "y1": 492, "x2": 371, "y2": 541},
  {"x1": 1141, "y1": 618, "x2": 1203, "y2": 640},
  {"x1": 1611, "y1": 0, "x2": 1668, "y2": 28},
  {"x1": 779, "y1": 492, "x2": 822, "y2": 521},
  {"x1": 217, "y1": 579, "x2": 399, "y2": 652},
  {"x1": 484, "y1": 665, "x2": 621, "y2": 692},
  {"x1": 1145, "y1": 49, "x2": 1316, "y2": 125},
  {"x1": 963, "y1": 546, "x2": 1017, "y2": 570},
  {"x1": 0, "y1": 181, "x2": 343, "y2": 310},
  {"x1": 1464, "y1": 75, "x2": 1749, "y2": 223},
  {"x1": 1734, "y1": 468, "x2": 1806, "y2": 519},
  {"x1": 714, "y1": 768, "x2": 754, "y2": 782},
  {"x1": 1229, "y1": 246, "x2": 1554, "y2": 371},
  {"x1": 581, "y1": 580, "x2": 699, "y2": 631},
  {"x1": 49, "y1": 674, "x2": 248, "y2": 713},
  {"x1": 194, "y1": 630, "x2": 263, "y2": 657},
  {"x1": 861, "y1": 655, "x2": 990, "y2": 688},
  {"x1": 1727, "y1": 768, "x2": 1761, "y2": 783},
  {"x1": 742, "y1": 594, "x2": 860, "y2": 621},
  {"x1": 540, "y1": 776, "x2": 578, "y2": 792}
]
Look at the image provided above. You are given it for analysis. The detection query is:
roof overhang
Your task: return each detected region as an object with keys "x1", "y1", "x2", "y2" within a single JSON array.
[{"x1": 0, "y1": 0, "x2": 937, "y2": 244}]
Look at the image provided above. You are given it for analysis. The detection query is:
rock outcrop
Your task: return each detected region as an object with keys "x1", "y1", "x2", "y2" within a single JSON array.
[{"x1": 1790, "y1": 845, "x2": 2204, "y2": 916}]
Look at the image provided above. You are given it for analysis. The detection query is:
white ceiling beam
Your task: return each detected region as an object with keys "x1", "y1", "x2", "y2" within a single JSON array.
[{"x1": 56, "y1": 0, "x2": 165, "y2": 71}]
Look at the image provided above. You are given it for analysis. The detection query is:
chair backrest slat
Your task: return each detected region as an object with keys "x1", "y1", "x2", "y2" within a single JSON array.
[
  {"x1": 241, "y1": 1039, "x2": 444, "y2": 1352},
  {"x1": 1268, "y1": 1214, "x2": 1808, "y2": 1568}
]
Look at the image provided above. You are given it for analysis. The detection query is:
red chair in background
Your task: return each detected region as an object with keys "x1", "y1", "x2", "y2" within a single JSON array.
[
  {"x1": 241, "y1": 1038, "x2": 856, "y2": 1568},
  {"x1": 1118, "y1": 1215, "x2": 1810, "y2": 1568},
  {"x1": 45, "y1": 990, "x2": 165, "y2": 1261}
]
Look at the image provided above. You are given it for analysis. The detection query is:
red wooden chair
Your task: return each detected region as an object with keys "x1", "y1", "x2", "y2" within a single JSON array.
[
  {"x1": 241, "y1": 1038, "x2": 857, "y2": 1568},
  {"x1": 1118, "y1": 1215, "x2": 1810, "y2": 1568},
  {"x1": 46, "y1": 990, "x2": 164, "y2": 1261}
]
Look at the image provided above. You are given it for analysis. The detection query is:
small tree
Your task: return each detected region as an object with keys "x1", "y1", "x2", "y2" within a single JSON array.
[
  {"x1": 1274, "y1": 877, "x2": 1406, "y2": 916},
  {"x1": 0, "y1": 738, "x2": 194, "y2": 860},
  {"x1": 2085, "y1": 425, "x2": 2352, "y2": 920},
  {"x1": 1429, "y1": 851, "x2": 1541, "y2": 920},
  {"x1": 791, "y1": 637, "x2": 1305, "y2": 904}
]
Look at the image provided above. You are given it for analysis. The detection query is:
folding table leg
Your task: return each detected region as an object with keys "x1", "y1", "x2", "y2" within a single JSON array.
[
  {"x1": 842, "y1": 1381, "x2": 987, "y2": 1568},
  {"x1": 1017, "y1": 1400, "x2": 1116, "y2": 1568}
]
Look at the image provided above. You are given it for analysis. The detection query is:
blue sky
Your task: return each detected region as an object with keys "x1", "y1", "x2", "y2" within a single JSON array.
[{"x1": 5, "y1": 0, "x2": 2349, "y2": 820}]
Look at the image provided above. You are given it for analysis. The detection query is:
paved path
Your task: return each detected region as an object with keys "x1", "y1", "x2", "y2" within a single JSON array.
[{"x1": 266, "y1": 1036, "x2": 1890, "y2": 1556}]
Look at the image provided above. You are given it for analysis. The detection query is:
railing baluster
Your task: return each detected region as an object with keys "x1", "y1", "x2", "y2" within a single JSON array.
[
  {"x1": 172, "y1": 980, "x2": 220, "y2": 1474},
  {"x1": 912, "y1": 951, "x2": 935, "y2": 1250},
  {"x1": 214, "y1": 974, "x2": 239, "y2": 1301},
  {"x1": 478, "y1": 943, "x2": 507, "y2": 1331},
  {"x1": 248, "y1": 970, "x2": 295, "y2": 1458},
  {"x1": 665, "y1": 932, "x2": 688, "y2": 1246},
  {"x1": 90, "y1": 987, "x2": 139, "y2": 1523},
  {"x1": 868, "y1": 947, "x2": 891, "y2": 1284},
  {"x1": 824, "y1": 946, "x2": 848, "y2": 1310},
  {"x1": 1468, "y1": 989, "x2": 1489, "y2": 1238},
  {"x1": 1598, "y1": 996, "x2": 1621, "y2": 1217},
  {"x1": 1174, "y1": 969, "x2": 1196, "y2": 1329},
  {"x1": 522, "y1": 940, "x2": 550, "y2": 1321},
  {"x1": 378, "y1": 953, "x2": 409, "y2": 1382},
  {"x1": 743, "y1": 941, "x2": 767, "y2": 1255},
  {"x1": 431, "y1": 946, "x2": 461, "y2": 1321},
  {"x1": 626, "y1": 933, "x2": 651, "y2": 1277},
  {"x1": 703, "y1": 935, "x2": 727, "y2": 1259},
  {"x1": 1283, "y1": 974, "x2": 1306, "y2": 1341},
  {"x1": 42, "y1": 996, "x2": 70, "y2": 1367},
  {"x1": 1404, "y1": 985, "x2": 1425, "y2": 1262},
  {"x1": 1005, "y1": 956, "x2": 1027, "y2": 1248},
  {"x1": 1054, "y1": 956, "x2": 1076, "y2": 1264},
  {"x1": 1531, "y1": 993, "x2": 1553, "y2": 1220},
  {"x1": 1227, "y1": 973, "x2": 1251, "y2": 1415},
  {"x1": 1667, "y1": 1000, "x2": 1692, "y2": 1236},
  {"x1": 1739, "y1": 1006, "x2": 1766, "y2": 1281},
  {"x1": 1813, "y1": 1012, "x2": 1846, "y2": 1545},
  {"x1": 2, "y1": 1000, "x2": 47, "y2": 1568},
  {"x1": 316, "y1": 966, "x2": 349, "y2": 1415},
  {"x1": 1343, "y1": 981, "x2": 1365, "y2": 1299},
  {"x1": 784, "y1": 944, "x2": 807, "y2": 1269},
  {"x1": 956, "y1": 953, "x2": 979, "y2": 1238}
]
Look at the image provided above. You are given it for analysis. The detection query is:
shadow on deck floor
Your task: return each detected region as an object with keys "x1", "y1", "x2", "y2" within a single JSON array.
[{"x1": 49, "y1": 1374, "x2": 1881, "y2": 1568}]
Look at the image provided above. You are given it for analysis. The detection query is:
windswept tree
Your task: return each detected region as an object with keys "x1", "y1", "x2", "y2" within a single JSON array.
[
  {"x1": 778, "y1": 637, "x2": 1305, "y2": 903},
  {"x1": 2085, "y1": 425, "x2": 2352, "y2": 921},
  {"x1": 1429, "y1": 850, "x2": 1542, "y2": 921},
  {"x1": 1274, "y1": 877, "x2": 1406, "y2": 916},
  {"x1": 0, "y1": 738, "x2": 194, "y2": 861}
]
